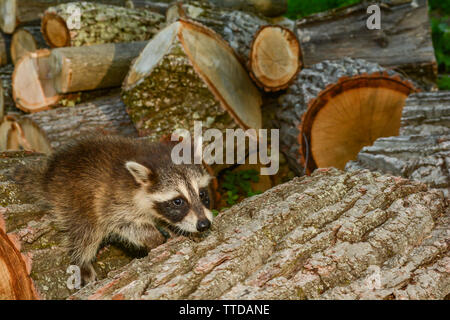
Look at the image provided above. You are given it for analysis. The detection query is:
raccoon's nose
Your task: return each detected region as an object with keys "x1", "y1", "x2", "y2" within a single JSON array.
[{"x1": 196, "y1": 219, "x2": 211, "y2": 232}]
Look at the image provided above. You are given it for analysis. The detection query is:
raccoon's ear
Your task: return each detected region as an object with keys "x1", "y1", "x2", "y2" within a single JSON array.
[{"x1": 125, "y1": 161, "x2": 152, "y2": 185}]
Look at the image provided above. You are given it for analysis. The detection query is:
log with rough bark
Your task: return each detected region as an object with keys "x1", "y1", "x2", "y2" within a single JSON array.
[
  {"x1": 346, "y1": 91, "x2": 450, "y2": 198},
  {"x1": 0, "y1": 0, "x2": 144, "y2": 34},
  {"x1": 122, "y1": 19, "x2": 262, "y2": 141},
  {"x1": 49, "y1": 41, "x2": 147, "y2": 94},
  {"x1": 297, "y1": 0, "x2": 437, "y2": 90},
  {"x1": 275, "y1": 58, "x2": 417, "y2": 175},
  {"x1": 1, "y1": 153, "x2": 448, "y2": 300},
  {"x1": 12, "y1": 48, "x2": 127, "y2": 112},
  {"x1": 67, "y1": 168, "x2": 448, "y2": 300},
  {"x1": 41, "y1": 2, "x2": 165, "y2": 48},
  {"x1": 167, "y1": 2, "x2": 301, "y2": 91},
  {"x1": 0, "y1": 95, "x2": 138, "y2": 153},
  {"x1": 10, "y1": 25, "x2": 47, "y2": 65}
]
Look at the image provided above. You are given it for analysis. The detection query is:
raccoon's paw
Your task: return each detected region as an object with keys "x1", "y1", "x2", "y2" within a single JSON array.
[
  {"x1": 144, "y1": 229, "x2": 166, "y2": 250},
  {"x1": 80, "y1": 263, "x2": 98, "y2": 286}
]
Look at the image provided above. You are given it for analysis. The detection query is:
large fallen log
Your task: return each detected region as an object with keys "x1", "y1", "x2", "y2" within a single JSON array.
[
  {"x1": 68, "y1": 168, "x2": 448, "y2": 300},
  {"x1": 346, "y1": 91, "x2": 450, "y2": 198},
  {"x1": 0, "y1": 95, "x2": 138, "y2": 153},
  {"x1": 122, "y1": 19, "x2": 262, "y2": 141},
  {"x1": 275, "y1": 58, "x2": 417, "y2": 175},
  {"x1": 167, "y1": 2, "x2": 301, "y2": 91},
  {"x1": 297, "y1": 0, "x2": 437, "y2": 90},
  {"x1": 49, "y1": 41, "x2": 147, "y2": 94},
  {"x1": 41, "y1": 2, "x2": 165, "y2": 47},
  {"x1": 1, "y1": 152, "x2": 448, "y2": 300}
]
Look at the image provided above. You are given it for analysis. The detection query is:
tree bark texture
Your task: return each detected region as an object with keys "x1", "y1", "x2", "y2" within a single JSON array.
[
  {"x1": 346, "y1": 91, "x2": 450, "y2": 198},
  {"x1": 69, "y1": 168, "x2": 449, "y2": 300},
  {"x1": 2, "y1": 95, "x2": 138, "y2": 153},
  {"x1": 296, "y1": 0, "x2": 437, "y2": 90},
  {"x1": 1, "y1": 152, "x2": 448, "y2": 299},
  {"x1": 41, "y1": 2, "x2": 165, "y2": 47}
]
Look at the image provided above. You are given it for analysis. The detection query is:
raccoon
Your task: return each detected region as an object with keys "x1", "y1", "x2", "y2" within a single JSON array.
[{"x1": 13, "y1": 135, "x2": 213, "y2": 284}]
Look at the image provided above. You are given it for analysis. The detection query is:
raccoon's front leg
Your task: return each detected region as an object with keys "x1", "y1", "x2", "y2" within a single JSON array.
[
  {"x1": 116, "y1": 223, "x2": 166, "y2": 251},
  {"x1": 68, "y1": 226, "x2": 105, "y2": 286}
]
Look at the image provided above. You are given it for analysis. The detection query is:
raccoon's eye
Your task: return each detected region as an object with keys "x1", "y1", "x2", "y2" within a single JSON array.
[
  {"x1": 199, "y1": 189, "x2": 210, "y2": 206},
  {"x1": 172, "y1": 198, "x2": 185, "y2": 206}
]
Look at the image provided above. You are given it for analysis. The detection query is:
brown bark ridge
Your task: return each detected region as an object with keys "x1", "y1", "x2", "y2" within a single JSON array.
[
  {"x1": 49, "y1": 41, "x2": 148, "y2": 94},
  {"x1": 275, "y1": 58, "x2": 417, "y2": 175},
  {"x1": 297, "y1": 0, "x2": 437, "y2": 90},
  {"x1": 0, "y1": 95, "x2": 138, "y2": 153},
  {"x1": 122, "y1": 19, "x2": 262, "y2": 140},
  {"x1": 68, "y1": 168, "x2": 449, "y2": 300},
  {"x1": 41, "y1": 2, "x2": 165, "y2": 48},
  {"x1": 346, "y1": 91, "x2": 450, "y2": 198},
  {"x1": 0, "y1": 151, "x2": 135, "y2": 299},
  {"x1": 10, "y1": 25, "x2": 48, "y2": 65},
  {"x1": 167, "y1": 2, "x2": 301, "y2": 91}
]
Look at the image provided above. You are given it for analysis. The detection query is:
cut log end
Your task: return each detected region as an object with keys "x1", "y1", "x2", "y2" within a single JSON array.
[
  {"x1": 41, "y1": 13, "x2": 70, "y2": 48},
  {"x1": 123, "y1": 19, "x2": 262, "y2": 135},
  {"x1": 12, "y1": 49, "x2": 60, "y2": 113},
  {"x1": 11, "y1": 28, "x2": 38, "y2": 65},
  {"x1": 0, "y1": 227, "x2": 38, "y2": 300},
  {"x1": 250, "y1": 25, "x2": 302, "y2": 91},
  {"x1": 300, "y1": 73, "x2": 418, "y2": 174}
]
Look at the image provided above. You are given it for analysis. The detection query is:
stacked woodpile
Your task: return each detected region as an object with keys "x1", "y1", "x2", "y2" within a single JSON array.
[{"x1": 0, "y1": 0, "x2": 448, "y2": 300}]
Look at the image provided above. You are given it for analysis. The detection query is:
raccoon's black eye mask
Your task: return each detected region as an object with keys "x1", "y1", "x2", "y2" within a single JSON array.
[{"x1": 155, "y1": 196, "x2": 190, "y2": 223}]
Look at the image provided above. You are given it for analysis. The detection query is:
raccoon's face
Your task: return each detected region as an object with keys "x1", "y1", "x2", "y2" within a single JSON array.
[{"x1": 126, "y1": 161, "x2": 214, "y2": 233}]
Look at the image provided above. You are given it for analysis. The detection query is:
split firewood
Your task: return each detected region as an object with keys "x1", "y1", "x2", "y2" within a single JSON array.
[
  {"x1": 122, "y1": 19, "x2": 262, "y2": 142},
  {"x1": 167, "y1": 2, "x2": 301, "y2": 91},
  {"x1": 41, "y1": 2, "x2": 165, "y2": 48},
  {"x1": 0, "y1": 95, "x2": 137, "y2": 153},
  {"x1": 10, "y1": 25, "x2": 47, "y2": 65},
  {"x1": 346, "y1": 91, "x2": 450, "y2": 197},
  {"x1": 275, "y1": 58, "x2": 418, "y2": 175},
  {"x1": 297, "y1": 0, "x2": 437, "y2": 90},
  {"x1": 49, "y1": 41, "x2": 147, "y2": 94}
]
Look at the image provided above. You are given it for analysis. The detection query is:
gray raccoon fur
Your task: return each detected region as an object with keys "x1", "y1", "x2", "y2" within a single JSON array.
[{"x1": 12, "y1": 135, "x2": 213, "y2": 284}]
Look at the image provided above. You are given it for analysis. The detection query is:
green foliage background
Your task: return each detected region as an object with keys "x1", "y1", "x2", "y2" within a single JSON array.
[{"x1": 286, "y1": 0, "x2": 450, "y2": 89}]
